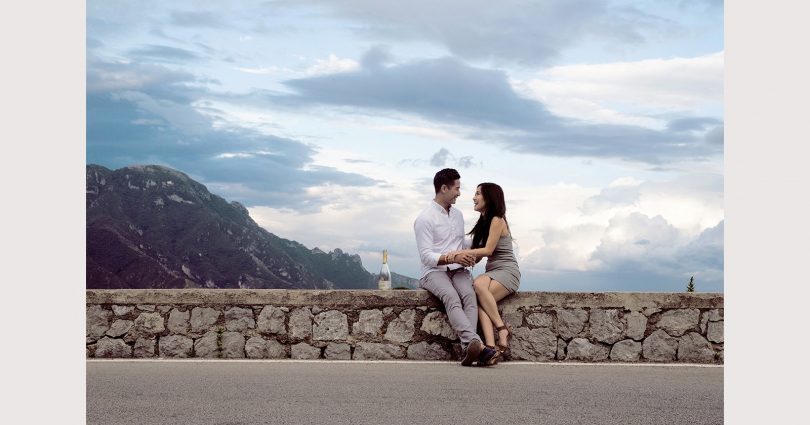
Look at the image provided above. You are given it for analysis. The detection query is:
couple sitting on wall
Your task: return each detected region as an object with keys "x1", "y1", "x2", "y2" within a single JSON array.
[{"x1": 414, "y1": 168, "x2": 521, "y2": 366}]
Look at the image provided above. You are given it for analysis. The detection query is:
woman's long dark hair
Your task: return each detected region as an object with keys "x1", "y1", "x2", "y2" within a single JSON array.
[{"x1": 468, "y1": 183, "x2": 508, "y2": 248}]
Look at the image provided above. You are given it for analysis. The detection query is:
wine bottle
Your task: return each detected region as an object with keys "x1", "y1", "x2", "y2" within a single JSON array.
[{"x1": 378, "y1": 249, "x2": 392, "y2": 290}]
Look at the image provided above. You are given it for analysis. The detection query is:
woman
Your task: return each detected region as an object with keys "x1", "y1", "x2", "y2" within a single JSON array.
[{"x1": 447, "y1": 182, "x2": 520, "y2": 358}]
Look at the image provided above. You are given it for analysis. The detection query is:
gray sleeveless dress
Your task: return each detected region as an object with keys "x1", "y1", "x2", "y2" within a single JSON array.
[{"x1": 483, "y1": 233, "x2": 521, "y2": 294}]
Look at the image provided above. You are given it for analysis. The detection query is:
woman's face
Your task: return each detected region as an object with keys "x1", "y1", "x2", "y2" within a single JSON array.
[{"x1": 473, "y1": 186, "x2": 486, "y2": 213}]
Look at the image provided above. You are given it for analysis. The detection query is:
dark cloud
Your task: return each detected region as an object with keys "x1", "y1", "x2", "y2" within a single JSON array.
[
  {"x1": 705, "y1": 125, "x2": 724, "y2": 145},
  {"x1": 429, "y1": 148, "x2": 450, "y2": 166},
  {"x1": 128, "y1": 44, "x2": 203, "y2": 63},
  {"x1": 457, "y1": 156, "x2": 475, "y2": 168},
  {"x1": 667, "y1": 117, "x2": 723, "y2": 132},
  {"x1": 250, "y1": 55, "x2": 721, "y2": 164},
  {"x1": 87, "y1": 58, "x2": 378, "y2": 210},
  {"x1": 169, "y1": 10, "x2": 230, "y2": 28}
]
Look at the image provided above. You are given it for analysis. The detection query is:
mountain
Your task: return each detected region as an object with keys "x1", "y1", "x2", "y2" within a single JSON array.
[{"x1": 86, "y1": 164, "x2": 417, "y2": 290}]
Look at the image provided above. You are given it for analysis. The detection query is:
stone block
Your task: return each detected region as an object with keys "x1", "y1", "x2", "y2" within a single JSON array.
[
  {"x1": 610, "y1": 339, "x2": 642, "y2": 362},
  {"x1": 556, "y1": 308, "x2": 588, "y2": 340},
  {"x1": 353, "y1": 342, "x2": 405, "y2": 360},
  {"x1": 657, "y1": 309, "x2": 700, "y2": 337},
  {"x1": 510, "y1": 327, "x2": 557, "y2": 361},
  {"x1": 707, "y1": 321, "x2": 723, "y2": 343},
  {"x1": 625, "y1": 311, "x2": 647, "y2": 341},
  {"x1": 265, "y1": 339, "x2": 286, "y2": 358},
  {"x1": 112, "y1": 305, "x2": 134, "y2": 316},
  {"x1": 352, "y1": 309, "x2": 384, "y2": 337},
  {"x1": 106, "y1": 320, "x2": 133, "y2": 338},
  {"x1": 221, "y1": 332, "x2": 245, "y2": 358},
  {"x1": 678, "y1": 332, "x2": 715, "y2": 363},
  {"x1": 526, "y1": 312, "x2": 554, "y2": 329},
  {"x1": 325, "y1": 343, "x2": 352, "y2": 360},
  {"x1": 87, "y1": 305, "x2": 112, "y2": 338},
  {"x1": 407, "y1": 342, "x2": 451, "y2": 360},
  {"x1": 291, "y1": 342, "x2": 321, "y2": 359},
  {"x1": 502, "y1": 311, "x2": 524, "y2": 328},
  {"x1": 133, "y1": 312, "x2": 165, "y2": 335},
  {"x1": 225, "y1": 307, "x2": 256, "y2": 332},
  {"x1": 289, "y1": 308, "x2": 313, "y2": 340},
  {"x1": 257, "y1": 306, "x2": 286, "y2": 334},
  {"x1": 642, "y1": 307, "x2": 662, "y2": 317},
  {"x1": 313, "y1": 310, "x2": 349, "y2": 341},
  {"x1": 643, "y1": 329, "x2": 678, "y2": 361},
  {"x1": 589, "y1": 309, "x2": 624, "y2": 344},
  {"x1": 134, "y1": 338, "x2": 156, "y2": 358},
  {"x1": 194, "y1": 331, "x2": 220, "y2": 358},
  {"x1": 566, "y1": 338, "x2": 609, "y2": 361},
  {"x1": 708, "y1": 309, "x2": 723, "y2": 322},
  {"x1": 245, "y1": 337, "x2": 286, "y2": 359},
  {"x1": 137, "y1": 304, "x2": 156, "y2": 312},
  {"x1": 95, "y1": 337, "x2": 132, "y2": 358},
  {"x1": 157, "y1": 305, "x2": 172, "y2": 314},
  {"x1": 168, "y1": 308, "x2": 190, "y2": 334},
  {"x1": 159, "y1": 335, "x2": 193, "y2": 358},
  {"x1": 190, "y1": 307, "x2": 220, "y2": 334},
  {"x1": 420, "y1": 311, "x2": 457, "y2": 339},
  {"x1": 384, "y1": 309, "x2": 415, "y2": 343}
]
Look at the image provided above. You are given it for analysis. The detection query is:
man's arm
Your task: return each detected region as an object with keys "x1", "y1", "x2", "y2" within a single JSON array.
[{"x1": 414, "y1": 216, "x2": 442, "y2": 267}]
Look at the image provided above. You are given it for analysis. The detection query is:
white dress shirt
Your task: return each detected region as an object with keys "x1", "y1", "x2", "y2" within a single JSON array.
[{"x1": 413, "y1": 200, "x2": 467, "y2": 278}]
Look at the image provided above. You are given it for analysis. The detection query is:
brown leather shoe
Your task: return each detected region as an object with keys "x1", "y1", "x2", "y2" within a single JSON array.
[{"x1": 461, "y1": 339, "x2": 483, "y2": 366}]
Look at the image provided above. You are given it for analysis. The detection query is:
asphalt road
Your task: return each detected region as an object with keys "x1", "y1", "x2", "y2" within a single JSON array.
[{"x1": 87, "y1": 360, "x2": 723, "y2": 425}]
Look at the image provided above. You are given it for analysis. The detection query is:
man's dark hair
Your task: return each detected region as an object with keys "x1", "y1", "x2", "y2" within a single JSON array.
[{"x1": 433, "y1": 168, "x2": 461, "y2": 194}]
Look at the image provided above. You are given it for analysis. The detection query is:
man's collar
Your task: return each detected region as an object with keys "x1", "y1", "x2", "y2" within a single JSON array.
[{"x1": 431, "y1": 199, "x2": 452, "y2": 214}]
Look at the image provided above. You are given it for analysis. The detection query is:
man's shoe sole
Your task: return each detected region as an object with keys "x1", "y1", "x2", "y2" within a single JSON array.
[{"x1": 461, "y1": 340, "x2": 483, "y2": 367}]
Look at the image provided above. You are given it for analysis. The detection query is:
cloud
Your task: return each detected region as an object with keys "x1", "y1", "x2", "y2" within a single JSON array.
[
  {"x1": 296, "y1": 0, "x2": 678, "y2": 66},
  {"x1": 169, "y1": 10, "x2": 231, "y2": 29},
  {"x1": 86, "y1": 58, "x2": 378, "y2": 210},
  {"x1": 304, "y1": 54, "x2": 361, "y2": 76},
  {"x1": 512, "y1": 52, "x2": 724, "y2": 129},
  {"x1": 429, "y1": 148, "x2": 450, "y2": 167},
  {"x1": 253, "y1": 54, "x2": 721, "y2": 164},
  {"x1": 514, "y1": 174, "x2": 724, "y2": 291},
  {"x1": 127, "y1": 44, "x2": 203, "y2": 63}
]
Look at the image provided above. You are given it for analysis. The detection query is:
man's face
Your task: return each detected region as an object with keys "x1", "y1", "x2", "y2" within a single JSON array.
[{"x1": 443, "y1": 179, "x2": 461, "y2": 204}]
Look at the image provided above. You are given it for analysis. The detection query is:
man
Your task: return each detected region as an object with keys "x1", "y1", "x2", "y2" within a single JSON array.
[{"x1": 413, "y1": 168, "x2": 499, "y2": 367}]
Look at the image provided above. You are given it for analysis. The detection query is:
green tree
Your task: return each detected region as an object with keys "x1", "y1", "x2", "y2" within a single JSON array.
[{"x1": 686, "y1": 276, "x2": 695, "y2": 292}]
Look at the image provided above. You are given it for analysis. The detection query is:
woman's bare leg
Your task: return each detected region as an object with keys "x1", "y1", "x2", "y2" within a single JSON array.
[
  {"x1": 478, "y1": 308, "x2": 495, "y2": 347},
  {"x1": 474, "y1": 276, "x2": 512, "y2": 346},
  {"x1": 487, "y1": 279, "x2": 513, "y2": 347}
]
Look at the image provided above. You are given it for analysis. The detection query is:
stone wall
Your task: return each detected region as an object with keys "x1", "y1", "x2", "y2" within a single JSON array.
[{"x1": 86, "y1": 290, "x2": 724, "y2": 363}]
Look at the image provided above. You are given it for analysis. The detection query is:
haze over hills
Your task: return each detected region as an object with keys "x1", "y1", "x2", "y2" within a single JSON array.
[{"x1": 86, "y1": 164, "x2": 417, "y2": 290}]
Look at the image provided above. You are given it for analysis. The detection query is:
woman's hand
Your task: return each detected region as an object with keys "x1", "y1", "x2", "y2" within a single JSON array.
[{"x1": 447, "y1": 250, "x2": 475, "y2": 267}]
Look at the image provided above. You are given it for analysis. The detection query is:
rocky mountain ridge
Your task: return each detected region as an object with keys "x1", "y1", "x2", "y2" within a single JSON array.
[{"x1": 86, "y1": 164, "x2": 416, "y2": 290}]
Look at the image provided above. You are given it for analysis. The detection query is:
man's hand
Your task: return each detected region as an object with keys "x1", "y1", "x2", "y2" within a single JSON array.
[{"x1": 450, "y1": 251, "x2": 475, "y2": 267}]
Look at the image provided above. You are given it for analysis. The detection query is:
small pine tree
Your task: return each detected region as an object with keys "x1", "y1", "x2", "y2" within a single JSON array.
[{"x1": 686, "y1": 276, "x2": 695, "y2": 292}]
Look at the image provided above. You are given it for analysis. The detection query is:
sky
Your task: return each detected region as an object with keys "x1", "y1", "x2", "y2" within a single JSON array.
[{"x1": 86, "y1": 0, "x2": 724, "y2": 292}]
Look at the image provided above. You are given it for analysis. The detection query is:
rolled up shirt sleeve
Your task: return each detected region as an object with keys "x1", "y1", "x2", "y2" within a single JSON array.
[{"x1": 414, "y1": 216, "x2": 441, "y2": 267}]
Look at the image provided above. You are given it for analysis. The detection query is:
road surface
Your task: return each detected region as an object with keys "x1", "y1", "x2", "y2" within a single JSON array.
[{"x1": 87, "y1": 360, "x2": 723, "y2": 425}]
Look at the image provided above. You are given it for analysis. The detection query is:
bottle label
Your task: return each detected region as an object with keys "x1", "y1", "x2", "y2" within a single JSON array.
[{"x1": 378, "y1": 279, "x2": 391, "y2": 290}]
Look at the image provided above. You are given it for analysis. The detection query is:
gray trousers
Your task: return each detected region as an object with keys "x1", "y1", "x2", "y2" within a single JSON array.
[{"x1": 419, "y1": 269, "x2": 481, "y2": 346}]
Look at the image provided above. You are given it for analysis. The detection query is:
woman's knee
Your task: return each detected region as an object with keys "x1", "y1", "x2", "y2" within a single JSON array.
[{"x1": 473, "y1": 276, "x2": 491, "y2": 294}]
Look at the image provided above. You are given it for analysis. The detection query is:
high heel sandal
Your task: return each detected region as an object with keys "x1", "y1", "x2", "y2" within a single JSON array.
[{"x1": 495, "y1": 322, "x2": 512, "y2": 351}]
